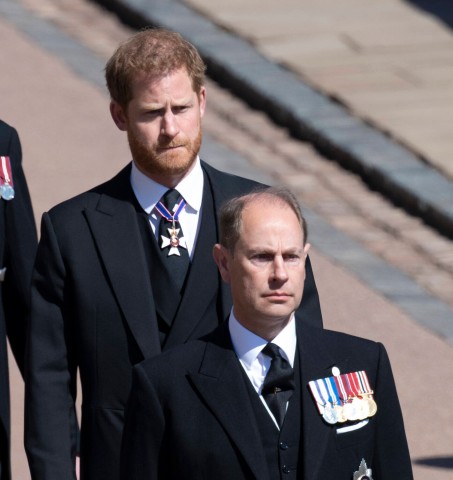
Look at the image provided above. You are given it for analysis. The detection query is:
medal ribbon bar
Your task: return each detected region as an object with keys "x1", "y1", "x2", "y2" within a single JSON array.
[
  {"x1": 334, "y1": 375, "x2": 348, "y2": 404},
  {"x1": 308, "y1": 380, "x2": 327, "y2": 414},
  {"x1": 0, "y1": 156, "x2": 15, "y2": 200},
  {"x1": 308, "y1": 370, "x2": 377, "y2": 424},
  {"x1": 0, "y1": 156, "x2": 13, "y2": 186}
]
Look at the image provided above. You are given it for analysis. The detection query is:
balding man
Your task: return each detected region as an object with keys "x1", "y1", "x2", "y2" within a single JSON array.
[{"x1": 120, "y1": 187, "x2": 412, "y2": 480}]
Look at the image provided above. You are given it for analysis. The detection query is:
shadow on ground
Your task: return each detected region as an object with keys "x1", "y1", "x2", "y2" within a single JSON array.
[
  {"x1": 406, "y1": 1, "x2": 453, "y2": 29},
  {"x1": 414, "y1": 456, "x2": 453, "y2": 469}
]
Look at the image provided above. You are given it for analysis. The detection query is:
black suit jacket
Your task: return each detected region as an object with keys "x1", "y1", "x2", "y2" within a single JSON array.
[
  {"x1": 121, "y1": 320, "x2": 413, "y2": 480},
  {"x1": 0, "y1": 120, "x2": 37, "y2": 480},
  {"x1": 25, "y1": 161, "x2": 322, "y2": 480}
]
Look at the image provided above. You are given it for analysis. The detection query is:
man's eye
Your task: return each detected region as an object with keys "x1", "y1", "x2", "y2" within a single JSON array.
[
  {"x1": 173, "y1": 106, "x2": 189, "y2": 114},
  {"x1": 147, "y1": 109, "x2": 163, "y2": 117},
  {"x1": 252, "y1": 254, "x2": 272, "y2": 262}
]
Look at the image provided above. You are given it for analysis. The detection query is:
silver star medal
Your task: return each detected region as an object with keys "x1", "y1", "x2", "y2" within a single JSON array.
[
  {"x1": 161, "y1": 225, "x2": 187, "y2": 256},
  {"x1": 353, "y1": 459, "x2": 373, "y2": 480}
]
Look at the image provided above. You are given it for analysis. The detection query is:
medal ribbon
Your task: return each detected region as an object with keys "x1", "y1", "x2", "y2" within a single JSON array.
[
  {"x1": 155, "y1": 197, "x2": 187, "y2": 223},
  {"x1": 355, "y1": 371, "x2": 367, "y2": 395},
  {"x1": 346, "y1": 372, "x2": 361, "y2": 398},
  {"x1": 310, "y1": 372, "x2": 371, "y2": 415},
  {"x1": 358, "y1": 371, "x2": 373, "y2": 395},
  {"x1": 308, "y1": 380, "x2": 328, "y2": 413},
  {"x1": 340, "y1": 373, "x2": 353, "y2": 401},
  {"x1": 334, "y1": 375, "x2": 348, "y2": 405},
  {"x1": 325, "y1": 377, "x2": 341, "y2": 406},
  {"x1": 0, "y1": 156, "x2": 13, "y2": 186}
]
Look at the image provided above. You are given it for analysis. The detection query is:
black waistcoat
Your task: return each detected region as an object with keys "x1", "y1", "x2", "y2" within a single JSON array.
[{"x1": 243, "y1": 353, "x2": 302, "y2": 479}]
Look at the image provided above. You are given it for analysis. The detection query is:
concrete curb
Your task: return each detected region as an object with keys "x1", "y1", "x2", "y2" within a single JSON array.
[{"x1": 95, "y1": 0, "x2": 453, "y2": 239}]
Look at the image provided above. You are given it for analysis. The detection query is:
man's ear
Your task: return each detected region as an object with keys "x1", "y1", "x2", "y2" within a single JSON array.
[
  {"x1": 212, "y1": 244, "x2": 231, "y2": 284},
  {"x1": 198, "y1": 86, "x2": 207, "y2": 118},
  {"x1": 110, "y1": 101, "x2": 128, "y2": 131}
]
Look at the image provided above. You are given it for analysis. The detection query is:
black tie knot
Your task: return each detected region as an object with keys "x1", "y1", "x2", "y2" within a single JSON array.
[
  {"x1": 262, "y1": 342, "x2": 282, "y2": 360},
  {"x1": 261, "y1": 343, "x2": 294, "y2": 395},
  {"x1": 161, "y1": 189, "x2": 181, "y2": 210}
]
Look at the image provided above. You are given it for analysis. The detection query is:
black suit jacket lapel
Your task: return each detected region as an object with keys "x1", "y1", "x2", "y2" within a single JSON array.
[
  {"x1": 84, "y1": 167, "x2": 161, "y2": 359},
  {"x1": 202, "y1": 162, "x2": 237, "y2": 319},
  {"x1": 298, "y1": 324, "x2": 350, "y2": 478},
  {"x1": 189, "y1": 323, "x2": 270, "y2": 480}
]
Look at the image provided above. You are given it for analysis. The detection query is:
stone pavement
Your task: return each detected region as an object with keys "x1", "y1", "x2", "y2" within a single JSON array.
[
  {"x1": 92, "y1": 0, "x2": 453, "y2": 239},
  {"x1": 1, "y1": 0, "x2": 453, "y2": 478},
  {"x1": 187, "y1": 0, "x2": 453, "y2": 176}
]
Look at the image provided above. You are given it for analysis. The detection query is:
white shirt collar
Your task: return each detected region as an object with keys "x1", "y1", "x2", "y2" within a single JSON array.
[
  {"x1": 130, "y1": 157, "x2": 204, "y2": 214},
  {"x1": 229, "y1": 309, "x2": 297, "y2": 368}
]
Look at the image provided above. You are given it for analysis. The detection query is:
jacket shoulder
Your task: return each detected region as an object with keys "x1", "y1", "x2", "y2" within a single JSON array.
[
  {"x1": 45, "y1": 165, "x2": 131, "y2": 219},
  {"x1": 302, "y1": 324, "x2": 384, "y2": 360},
  {"x1": 0, "y1": 119, "x2": 13, "y2": 138},
  {"x1": 201, "y1": 160, "x2": 265, "y2": 194}
]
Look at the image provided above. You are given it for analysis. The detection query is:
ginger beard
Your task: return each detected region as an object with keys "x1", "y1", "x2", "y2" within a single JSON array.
[{"x1": 127, "y1": 125, "x2": 202, "y2": 180}]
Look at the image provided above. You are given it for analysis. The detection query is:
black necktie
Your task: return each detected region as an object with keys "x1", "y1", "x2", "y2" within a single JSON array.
[
  {"x1": 261, "y1": 343, "x2": 295, "y2": 427},
  {"x1": 157, "y1": 189, "x2": 190, "y2": 292}
]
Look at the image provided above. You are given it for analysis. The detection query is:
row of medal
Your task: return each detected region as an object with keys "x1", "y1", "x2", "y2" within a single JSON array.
[
  {"x1": 308, "y1": 370, "x2": 377, "y2": 425},
  {"x1": 0, "y1": 156, "x2": 15, "y2": 201}
]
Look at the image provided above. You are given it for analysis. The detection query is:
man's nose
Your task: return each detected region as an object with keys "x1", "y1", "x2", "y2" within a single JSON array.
[
  {"x1": 271, "y1": 257, "x2": 289, "y2": 282},
  {"x1": 161, "y1": 111, "x2": 179, "y2": 138}
]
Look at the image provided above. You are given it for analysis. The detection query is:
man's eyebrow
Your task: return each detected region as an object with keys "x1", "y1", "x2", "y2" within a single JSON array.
[{"x1": 246, "y1": 246, "x2": 304, "y2": 255}]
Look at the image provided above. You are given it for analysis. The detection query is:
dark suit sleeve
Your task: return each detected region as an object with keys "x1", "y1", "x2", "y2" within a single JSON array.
[
  {"x1": 295, "y1": 255, "x2": 323, "y2": 328},
  {"x1": 121, "y1": 364, "x2": 164, "y2": 480},
  {"x1": 25, "y1": 213, "x2": 78, "y2": 479},
  {"x1": 2, "y1": 125, "x2": 37, "y2": 376},
  {"x1": 373, "y1": 343, "x2": 413, "y2": 478}
]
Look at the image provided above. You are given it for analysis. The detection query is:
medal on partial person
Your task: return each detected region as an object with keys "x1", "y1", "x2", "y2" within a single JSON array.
[
  {"x1": 322, "y1": 403, "x2": 338, "y2": 424},
  {"x1": 0, "y1": 156, "x2": 15, "y2": 200},
  {"x1": 355, "y1": 397, "x2": 369, "y2": 421},
  {"x1": 334, "y1": 403, "x2": 347, "y2": 423},
  {"x1": 308, "y1": 370, "x2": 377, "y2": 425},
  {"x1": 155, "y1": 194, "x2": 187, "y2": 256},
  {"x1": 160, "y1": 223, "x2": 187, "y2": 256}
]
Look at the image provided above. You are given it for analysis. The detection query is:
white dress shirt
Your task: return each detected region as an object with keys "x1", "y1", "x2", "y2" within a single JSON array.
[
  {"x1": 229, "y1": 310, "x2": 297, "y2": 429},
  {"x1": 130, "y1": 157, "x2": 204, "y2": 259}
]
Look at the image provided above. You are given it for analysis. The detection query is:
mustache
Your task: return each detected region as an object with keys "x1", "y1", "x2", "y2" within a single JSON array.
[{"x1": 157, "y1": 140, "x2": 187, "y2": 149}]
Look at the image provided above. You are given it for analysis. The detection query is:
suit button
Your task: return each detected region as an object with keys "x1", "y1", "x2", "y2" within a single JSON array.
[
  {"x1": 279, "y1": 441, "x2": 289, "y2": 450},
  {"x1": 282, "y1": 465, "x2": 291, "y2": 474}
]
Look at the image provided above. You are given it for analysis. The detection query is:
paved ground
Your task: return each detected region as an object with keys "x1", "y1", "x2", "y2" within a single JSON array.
[
  {"x1": 1, "y1": 0, "x2": 453, "y2": 478},
  {"x1": 187, "y1": 0, "x2": 453, "y2": 180},
  {"x1": 90, "y1": 0, "x2": 453, "y2": 240}
]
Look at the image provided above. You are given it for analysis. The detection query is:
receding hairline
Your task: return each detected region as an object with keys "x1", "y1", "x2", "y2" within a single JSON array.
[
  {"x1": 241, "y1": 193, "x2": 305, "y2": 234},
  {"x1": 218, "y1": 187, "x2": 307, "y2": 253}
]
